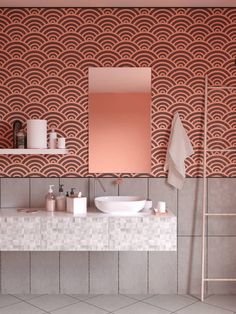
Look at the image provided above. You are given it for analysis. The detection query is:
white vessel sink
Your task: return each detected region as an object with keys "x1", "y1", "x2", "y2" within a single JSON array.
[{"x1": 94, "y1": 196, "x2": 146, "y2": 215}]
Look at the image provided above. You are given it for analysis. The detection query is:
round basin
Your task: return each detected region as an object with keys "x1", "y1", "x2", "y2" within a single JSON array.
[{"x1": 94, "y1": 196, "x2": 146, "y2": 215}]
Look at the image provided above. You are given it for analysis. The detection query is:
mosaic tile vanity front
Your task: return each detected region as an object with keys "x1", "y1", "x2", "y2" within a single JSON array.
[{"x1": 0, "y1": 209, "x2": 176, "y2": 251}]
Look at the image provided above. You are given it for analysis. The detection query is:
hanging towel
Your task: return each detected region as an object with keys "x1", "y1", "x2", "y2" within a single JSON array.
[{"x1": 164, "y1": 112, "x2": 194, "y2": 189}]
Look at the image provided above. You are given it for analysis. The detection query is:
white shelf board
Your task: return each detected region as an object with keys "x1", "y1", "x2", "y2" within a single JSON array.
[{"x1": 0, "y1": 149, "x2": 68, "y2": 155}]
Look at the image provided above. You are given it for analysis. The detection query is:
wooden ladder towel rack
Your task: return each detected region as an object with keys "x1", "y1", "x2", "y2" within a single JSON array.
[{"x1": 201, "y1": 75, "x2": 236, "y2": 301}]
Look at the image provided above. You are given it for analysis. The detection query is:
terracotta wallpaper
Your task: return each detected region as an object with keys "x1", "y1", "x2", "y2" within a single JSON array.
[{"x1": 0, "y1": 8, "x2": 236, "y2": 177}]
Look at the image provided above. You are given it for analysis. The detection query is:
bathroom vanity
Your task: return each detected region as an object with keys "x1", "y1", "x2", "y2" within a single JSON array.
[{"x1": 0, "y1": 209, "x2": 176, "y2": 251}]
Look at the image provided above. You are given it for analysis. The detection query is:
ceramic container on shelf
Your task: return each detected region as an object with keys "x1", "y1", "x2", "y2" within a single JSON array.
[
  {"x1": 49, "y1": 128, "x2": 57, "y2": 149},
  {"x1": 27, "y1": 119, "x2": 47, "y2": 149}
]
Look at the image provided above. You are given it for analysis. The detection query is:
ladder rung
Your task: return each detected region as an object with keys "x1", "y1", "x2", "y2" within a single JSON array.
[
  {"x1": 204, "y1": 278, "x2": 236, "y2": 282},
  {"x1": 205, "y1": 213, "x2": 236, "y2": 216},
  {"x1": 208, "y1": 86, "x2": 236, "y2": 90},
  {"x1": 207, "y1": 149, "x2": 236, "y2": 152}
]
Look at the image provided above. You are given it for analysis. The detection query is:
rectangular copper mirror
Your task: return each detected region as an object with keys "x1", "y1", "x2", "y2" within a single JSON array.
[{"x1": 89, "y1": 67, "x2": 151, "y2": 173}]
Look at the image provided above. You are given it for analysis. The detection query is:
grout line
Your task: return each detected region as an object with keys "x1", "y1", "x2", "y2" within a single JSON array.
[
  {"x1": 143, "y1": 296, "x2": 199, "y2": 313},
  {"x1": 203, "y1": 299, "x2": 236, "y2": 312},
  {"x1": 176, "y1": 188, "x2": 179, "y2": 294},
  {"x1": 177, "y1": 235, "x2": 236, "y2": 237},
  {"x1": 118, "y1": 252, "x2": 120, "y2": 293},
  {"x1": 21, "y1": 297, "x2": 77, "y2": 314},
  {"x1": 0, "y1": 298, "x2": 23, "y2": 310},
  {"x1": 142, "y1": 298, "x2": 183, "y2": 313},
  {"x1": 0, "y1": 178, "x2": 1, "y2": 209},
  {"x1": 147, "y1": 251, "x2": 149, "y2": 293},
  {"x1": 29, "y1": 178, "x2": 31, "y2": 208},
  {"x1": 59, "y1": 252, "x2": 61, "y2": 293},
  {"x1": 169, "y1": 297, "x2": 232, "y2": 314},
  {"x1": 206, "y1": 177, "x2": 208, "y2": 297},
  {"x1": 83, "y1": 298, "x2": 140, "y2": 313},
  {"x1": 0, "y1": 251, "x2": 1, "y2": 293},
  {"x1": 88, "y1": 252, "x2": 90, "y2": 294},
  {"x1": 5, "y1": 294, "x2": 236, "y2": 314},
  {"x1": 29, "y1": 252, "x2": 31, "y2": 293},
  {"x1": 88, "y1": 178, "x2": 90, "y2": 207}
]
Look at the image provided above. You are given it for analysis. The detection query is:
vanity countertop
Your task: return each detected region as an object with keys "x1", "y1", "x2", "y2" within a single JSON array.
[
  {"x1": 0, "y1": 208, "x2": 176, "y2": 251},
  {"x1": 0, "y1": 207, "x2": 174, "y2": 217}
]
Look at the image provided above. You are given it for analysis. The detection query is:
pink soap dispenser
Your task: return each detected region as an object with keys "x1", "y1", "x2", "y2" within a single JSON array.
[{"x1": 45, "y1": 185, "x2": 56, "y2": 212}]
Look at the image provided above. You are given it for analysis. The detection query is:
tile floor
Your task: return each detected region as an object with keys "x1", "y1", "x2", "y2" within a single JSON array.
[{"x1": 0, "y1": 294, "x2": 235, "y2": 314}]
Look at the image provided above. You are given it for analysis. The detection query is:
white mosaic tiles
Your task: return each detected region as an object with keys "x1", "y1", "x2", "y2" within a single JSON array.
[
  {"x1": 41, "y1": 216, "x2": 109, "y2": 250},
  {"x1": 0, "y1": 210, "x2": 176, "y2": 251},
  {"x1": 109, "y1": 216, "x2": 176, "y2": 251},
  {"x1": 0, "y1": 217, "x2": 41, "y2": 250}
]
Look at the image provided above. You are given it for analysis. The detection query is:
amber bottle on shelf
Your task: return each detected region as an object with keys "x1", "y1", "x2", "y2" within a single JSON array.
[{"x1": 13, "y1": 120, "x2": 22, "y2": 148}]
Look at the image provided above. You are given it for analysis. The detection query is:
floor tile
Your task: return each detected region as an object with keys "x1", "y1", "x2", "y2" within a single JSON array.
[
  {"x1": 69, "y1": 294, "x2": 100, "y2": 301},
  {"x1": 113, "y1": 301, "x2": 170, "y2": 314},
  {"x1": 0, "y1": 302, "x2": 45, "y2": 314},
  {"x1": 204, "y1": 295, "x2": 236, "y2": 312},
  {"x1": 51, "y1": 301, "x2": 108, "y2": 314},
  {"x1": 27, "y1": 294, "x2": 79, "y2": 312},
  {"x1": 144, "y1": 294, "x2": 197, "y2": 312},
  {"x1": 176, "y1": 301, "x2": 234, "y2": 314},
  {"x1": 86, "y1": 294, "x2": 136, "y2": 312},
  {"x1": 125, "y1": 294, "x2": 154, "y2": 301},
  {"x1": 13, "y1": 294, "x2": 43, "y2": 301},
  {"x1": 0, "y1": 295, "x2": 20, "y2": 308}
]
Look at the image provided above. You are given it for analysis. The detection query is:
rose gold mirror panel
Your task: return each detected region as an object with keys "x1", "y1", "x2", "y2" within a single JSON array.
[{"x1": 89, "y1": 67, "x2": 151, "y2": 174}]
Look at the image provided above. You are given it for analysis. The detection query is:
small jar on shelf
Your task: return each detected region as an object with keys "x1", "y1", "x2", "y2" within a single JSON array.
[{"x1": 16, "y1": 129, "x2": 26, "y2": 149}]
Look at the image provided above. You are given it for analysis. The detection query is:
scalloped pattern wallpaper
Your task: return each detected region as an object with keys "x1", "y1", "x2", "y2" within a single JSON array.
[{"x1": 0, "y1": 8, "x2": 236, "y2": 177}]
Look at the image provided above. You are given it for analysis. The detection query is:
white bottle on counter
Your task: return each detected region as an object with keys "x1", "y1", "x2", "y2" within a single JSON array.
[
  {"x1": 49, "y1": 128, "x2": 57, "y2": 149},
  {"x1": 45, "y1": 185, "x2": 56, "y2": 212}
]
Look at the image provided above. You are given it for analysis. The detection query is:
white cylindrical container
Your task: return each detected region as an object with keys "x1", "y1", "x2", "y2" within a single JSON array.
[
  {"x1": 157, "y1": 201, "x2": 166, "y2": 213},
  {"x1": 49, "y1": 128, "x2": 57, "y2": 149},
  {"x1": 27, "y1": 120, "x2": 47, "y2": 149},
  {"x1": 144, "y1": 199, "x2": 152, "y2": 210},
  {"x1": 57, "y1": 137, "x2": 66, "y2": 149}
]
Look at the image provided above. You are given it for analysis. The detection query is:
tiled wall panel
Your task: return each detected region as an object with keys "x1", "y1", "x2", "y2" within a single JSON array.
[
  {"x1": 31, "y1": 252, "x2": 59, "y2": 294},
  {"x1": 0, "y1": 8, "x2": 236, "y2": 177},
  {"x1": 178, "y1": 178, "x2": 203, "y2": 236},
  {"x1": 119, "y1": 252, "x2": 148, "y2": 294},
  {"x1": 90, "y1": 252, "x2": 118, "y2": 294},
  {"x1": 149, "y1": 251, "x2": 177, "y2": 294},
  {"x1": 60, "y1": 252, "x2": 89, "y2": 294},
  {"x1": 1, "y1": 178, "x2": 29, "y2": 208},
  {"x1": 177, "y1": 237, "x2": 202, "y2": 295},
  {"x1": 0, "y1": 177, "x2": 235, "y2": 295},
  {"x1": 1, "y1": 252, "x2": 30, "y2": 294},
  {"x1": 30, "y1": 178, "x2": 59, "y2": 208},
  {"x1": 208, "y1": 178, "x2": 236, "y2": 236},
  {"x1": 208, "y1": 237, "x2": 236, "y2": 294}
]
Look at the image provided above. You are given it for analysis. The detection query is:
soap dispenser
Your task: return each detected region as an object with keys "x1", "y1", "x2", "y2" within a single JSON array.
[
  {"x1": 56, "y1": 184, "x2": 66, "y2": 211},
  {"x1": 45, "y1": 185, "x2": 56, "y2": 212},
  {"x1": 70, "y1": 188, "x2": 76, "y2": 197}
]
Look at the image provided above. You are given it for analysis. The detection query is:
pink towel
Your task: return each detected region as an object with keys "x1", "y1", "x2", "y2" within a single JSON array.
[{"x1": 164, "y1": 112, "x2": 194, "y2": 189}]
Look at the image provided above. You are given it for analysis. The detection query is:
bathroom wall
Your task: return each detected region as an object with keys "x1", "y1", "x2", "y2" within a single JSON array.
[
  {"x1": 0, "y1": 8, "x2": 236, "y2": 295},
  {"x1": 0, "y1": 8, "x2": 236, "y2": 177},
  {"x1": 0, "y1": 177, "x2": 235, "y2": 295}
]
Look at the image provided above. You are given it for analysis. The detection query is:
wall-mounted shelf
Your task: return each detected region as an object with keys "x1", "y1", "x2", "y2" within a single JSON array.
[{"x1": 0, "y1": 149, "x2": 68, "y2": 155}]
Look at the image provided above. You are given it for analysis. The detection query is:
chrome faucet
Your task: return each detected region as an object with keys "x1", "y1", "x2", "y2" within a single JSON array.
[{"x1": 95, "y1": 178, "x2": 106, "y2": 192}]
